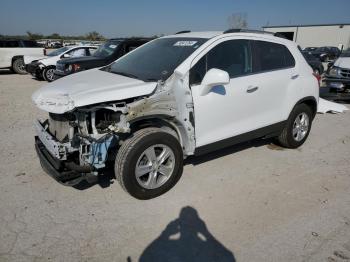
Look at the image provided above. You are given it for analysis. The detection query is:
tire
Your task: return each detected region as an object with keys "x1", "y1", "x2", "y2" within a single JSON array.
[
  {"x1": 12, "y1": 58, "x2": 27, "y2": 74},
  {"x1": 115, "y1": 127, "x2": 183, "y2": 200},
  {"x1": 277, "y1": 104, "x2": 313, "y2": 148},
  {"x1": 43, "y1": 66, "x2": 56, "y2": 82}
]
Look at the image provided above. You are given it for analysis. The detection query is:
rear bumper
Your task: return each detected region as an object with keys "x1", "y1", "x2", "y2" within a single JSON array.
[{"x1": 320, "y1": 87, "x2": 350, "y2": 101}]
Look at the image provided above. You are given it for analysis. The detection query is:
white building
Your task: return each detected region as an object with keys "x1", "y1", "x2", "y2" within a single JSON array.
[{"x1": 263, "y1": 23, "x2": 350, "y2": 50}]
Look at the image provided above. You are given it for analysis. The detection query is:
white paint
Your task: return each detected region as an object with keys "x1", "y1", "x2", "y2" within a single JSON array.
[
  {"x1": 317, "y1": 98, "x2": 348, "y2": 114},
  {"x1": 32, "y1": 68, "x2": 157, "y2": 113},
  {"x1": 0, "y1": 47, "x2": 44, "y2": 68}
]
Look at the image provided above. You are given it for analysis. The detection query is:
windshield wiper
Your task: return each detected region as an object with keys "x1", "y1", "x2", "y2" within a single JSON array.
[{"x1": 112, "y1": 71, "x2": 140, "y2": 80}]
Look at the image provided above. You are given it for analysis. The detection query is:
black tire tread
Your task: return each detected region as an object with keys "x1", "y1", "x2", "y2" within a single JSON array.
[
  {"x1": 12, "y1": 58, "x2": 26, "y2": 74},
  {"x1": 277, "y1": 103, "x2": 312, "y2": 148},
  {"x1": 115, "y1": 127, "x2": 168, "y2": 194}
]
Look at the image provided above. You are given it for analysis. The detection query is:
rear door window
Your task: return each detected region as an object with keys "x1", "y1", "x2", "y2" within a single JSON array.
[
  {"x1": 252, "y1": 41, "x2": 295, "y2": 73},
  {"x1": 68, "y1": 48, "x2": 87, "y2": 57}
]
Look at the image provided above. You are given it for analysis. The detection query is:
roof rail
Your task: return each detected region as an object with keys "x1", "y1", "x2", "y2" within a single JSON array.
[
  {"x1": 175, "y1": 30, "x2": 191, "y2": 34},
  {"x1": 223, "y1": 29, "x2": 288, "y2": 39}
]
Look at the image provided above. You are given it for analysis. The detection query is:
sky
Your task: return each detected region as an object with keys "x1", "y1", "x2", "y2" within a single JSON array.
[{"x1": 0, "y1": 0, "x2": 350, "y2": 37}]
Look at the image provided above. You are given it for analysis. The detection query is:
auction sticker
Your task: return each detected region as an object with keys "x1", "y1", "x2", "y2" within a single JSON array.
[{"x1": 174, "y1": 41, "x2": 197, "y2": 47}]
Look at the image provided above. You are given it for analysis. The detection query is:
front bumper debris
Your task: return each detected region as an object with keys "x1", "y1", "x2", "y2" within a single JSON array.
[
  {"x1": 34, "y1": 120, "x2": 95, "y2": 186},
  {"x1": 35, "y1": 137, "x2": 92, "y2": 186},
  {"x1": 26, "y1": 62, "x2": 43, "y2": 76}
]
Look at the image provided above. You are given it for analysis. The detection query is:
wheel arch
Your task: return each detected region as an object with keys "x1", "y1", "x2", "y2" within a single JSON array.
[
  {"x1": 294, "y1": 96, "x2": 318, "y2": 119},
  {"x1": 129, "y1": 116, "x2": 189, "y2": 154},
  {"x1": 11, "y1": 55, "x2": 24, "y2": 65}
]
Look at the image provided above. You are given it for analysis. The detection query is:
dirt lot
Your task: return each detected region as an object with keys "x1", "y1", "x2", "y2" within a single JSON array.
[{"x1": 0, "y1": 71, "x2": 350, "y2": 262}]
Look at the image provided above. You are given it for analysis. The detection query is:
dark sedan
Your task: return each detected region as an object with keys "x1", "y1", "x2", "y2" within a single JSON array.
[
  {"x1": 308, "y1": 46, "x2": 340, "y2": 62},
  {"x1": 54, "y1": 38, "x2": 152, "y2": 80},
  {"x1": 302, "y1": 51, "x2": 324, "y2": 75}
]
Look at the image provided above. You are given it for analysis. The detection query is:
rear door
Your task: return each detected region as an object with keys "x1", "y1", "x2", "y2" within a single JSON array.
[{"x1": 250, "y1": 40, "x2": 296, "y2": 125}]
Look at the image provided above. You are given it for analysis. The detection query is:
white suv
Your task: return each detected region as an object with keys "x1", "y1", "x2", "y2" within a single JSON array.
[{"x1": 32, "y1": 30, "x2": 319, "y2": 199}]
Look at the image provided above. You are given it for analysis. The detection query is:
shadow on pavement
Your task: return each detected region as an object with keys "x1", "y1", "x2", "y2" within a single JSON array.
[
  {"x1": 136, "y1": 206, "x2": 235, "y2": 262},
  {"x1": 0, "y1": 69, "x2": 15, "y2": 75}
]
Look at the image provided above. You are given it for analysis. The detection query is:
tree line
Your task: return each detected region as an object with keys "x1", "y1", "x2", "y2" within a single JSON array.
[{"x1": 0, "y1": 31, "x2": 106, "y2": 41}]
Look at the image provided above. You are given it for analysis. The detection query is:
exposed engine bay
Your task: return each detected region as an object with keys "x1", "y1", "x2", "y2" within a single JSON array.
[{"x1": 35, "y1": 76, "x2": 196, "y2": 175}]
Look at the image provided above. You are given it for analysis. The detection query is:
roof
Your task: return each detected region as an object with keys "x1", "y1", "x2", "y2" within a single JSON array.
[
  {"x1": 164, "y1": 31, "x2": 223, "y2": 39},
  {"x1": 263, "y1": 23, "x2": 350, "y2": 29}
]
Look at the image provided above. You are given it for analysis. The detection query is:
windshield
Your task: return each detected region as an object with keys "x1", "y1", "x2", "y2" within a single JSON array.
[
  {"x1": 108, "y1": 37, "x2": 207, "y2": 82},
  {"x1": 47, "y1": 46, "x2": 70, "y2": 56},
  {"x1": 93, "y1": 40, "x2": 121, "y2": 58}
]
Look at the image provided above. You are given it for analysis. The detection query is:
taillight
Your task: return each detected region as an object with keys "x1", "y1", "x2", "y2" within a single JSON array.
[
  {"x1": 313, "y1": 72, "x2": 321, "y2": 87},
  {"x1": 72, "y1": 64, "x2": 81, "y2": 71}
]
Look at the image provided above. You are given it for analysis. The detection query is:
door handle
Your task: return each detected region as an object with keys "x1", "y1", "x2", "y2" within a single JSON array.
[
  {"x1": 291, "y1": 74, "x2": 299, "y2": 79},
  {"x1": 247, "y1": 86, "x2": 259, "y2": 93}
]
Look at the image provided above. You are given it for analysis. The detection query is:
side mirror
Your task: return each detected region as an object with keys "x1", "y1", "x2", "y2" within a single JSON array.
[
  {"x1": 201, "y1": 68, "x2": 230, "y2": 96},
  {"x1": 62, "y1": 53, "x2": 71, "y2": 58}
]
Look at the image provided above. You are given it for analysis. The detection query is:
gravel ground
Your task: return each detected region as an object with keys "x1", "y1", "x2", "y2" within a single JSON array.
[{"x1": 0, "y1": 71, "x2": 350, "y2": 262}]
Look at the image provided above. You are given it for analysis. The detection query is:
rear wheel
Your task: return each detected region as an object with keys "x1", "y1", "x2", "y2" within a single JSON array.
[
  {"x1": 43, "y1": 66, "x2": 56, "y2": 82},
  {"x1": 12, "y1": 58, "x2": 27, "y2": 74},
  {"x1": 115, "y1": 127, "x2": 183, "y2": 200},
  {"x1": 277, "y1": 104, "x2": 313, "y2": 148}
]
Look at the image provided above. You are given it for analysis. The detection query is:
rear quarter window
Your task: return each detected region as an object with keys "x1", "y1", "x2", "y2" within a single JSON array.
[{"x1": 252, "y1": 40, "x2": 295, "y2": 73}]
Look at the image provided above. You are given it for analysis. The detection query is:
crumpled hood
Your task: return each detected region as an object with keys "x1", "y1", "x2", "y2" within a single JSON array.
[
  {"x1": 334, "y1": 57, "x2": 350, "y2": 69},
  {"x1": 32, "y1": 69, "x2": 157, "y2": 114}
]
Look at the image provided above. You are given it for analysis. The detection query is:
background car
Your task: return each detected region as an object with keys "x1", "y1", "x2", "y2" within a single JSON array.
[
  {"x1": 322, "y1": 50, "x2": 350, "y2": 102},
  {"x1": 301, "y1": 51, "x2": 324, "y2": 75},
  {"x1": 308, "y1": 46, "x2": 340, "y2": 62},
  {"x1": 0, "y1": 39, "x2": 44, "y2": 74},
  {"x1": 54, "y1": 38, "x2": 152, "y2": 80},
  {"x1": 304, "y1": 47, "x2": 317, "y2": 52},
  {"x1": 26, "y1": 45, "x2": 97, "y2": 81}
]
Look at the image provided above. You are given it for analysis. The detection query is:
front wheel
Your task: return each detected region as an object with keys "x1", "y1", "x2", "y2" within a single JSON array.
[
  {"x1": 43, "y1": 66, "x2": 56, "y2": 82},
  {"x1": 115, "y1": 128, "x2": 183, "y2": 200},
  {"x1": 277, "y1": 104, "x2": 313, "y2": 148}
]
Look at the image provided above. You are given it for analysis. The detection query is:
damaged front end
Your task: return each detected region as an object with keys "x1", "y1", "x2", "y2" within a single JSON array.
[{"x1": 34, "y1": 75, "x2": 196, "y2": 186}]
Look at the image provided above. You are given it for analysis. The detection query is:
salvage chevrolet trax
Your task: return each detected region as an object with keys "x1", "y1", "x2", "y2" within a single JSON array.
[{"x1": 32, "y1": 30, "x2": 319, "y2": 199}]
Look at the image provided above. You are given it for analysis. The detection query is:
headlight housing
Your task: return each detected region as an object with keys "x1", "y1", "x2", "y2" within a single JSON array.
[{"x1": 329, "y1": 66, "x2": 341, "y2": 77}]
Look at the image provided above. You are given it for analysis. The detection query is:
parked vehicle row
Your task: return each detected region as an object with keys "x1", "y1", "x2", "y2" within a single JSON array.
[
  {"x1": 32, "y1": 30, "x2": 319, "y2": 199},
  {"x1": 303, "y1": 46, "x2": 341, "y2": 62},
  {"x1": 26, "y1": 45, "x2": 98, "y2": 81},
  {"x1": 322, "y1": 50, "x2": 350, "y2": 101},
  {"x1": 301, "y1": 51, "x2": 324, "y2": 75},
  {"x1": 54, "y1": 38, "x2": 151, "y2": 80}
]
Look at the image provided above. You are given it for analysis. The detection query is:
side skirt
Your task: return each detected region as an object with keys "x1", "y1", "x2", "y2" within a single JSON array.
[{"x1": 194, "y1": 121, "x2": 286, "y2": 156}]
